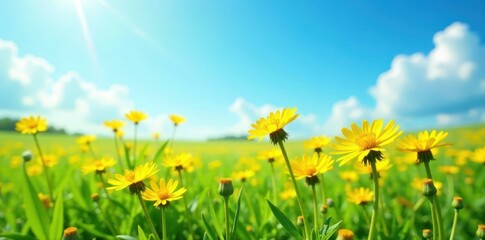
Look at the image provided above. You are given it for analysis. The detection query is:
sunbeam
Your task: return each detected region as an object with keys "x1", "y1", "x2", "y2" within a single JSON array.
[{"x1": 73, "y1": 0, "x2": 99, "y2": 68}]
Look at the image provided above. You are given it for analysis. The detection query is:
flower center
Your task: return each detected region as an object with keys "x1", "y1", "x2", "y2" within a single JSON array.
[
  {"x1": 125, "y1": 171, "x2": 136, "y2": 182},
  {"x1": 305, "y1": 165, "x2": 317, "y2": 176},
  {"x1": 355, "y1": 133, "x2": 378, "y2": 150},
  {"x1": 158, "y1": 190, "x2": 170, "y2": 200}
]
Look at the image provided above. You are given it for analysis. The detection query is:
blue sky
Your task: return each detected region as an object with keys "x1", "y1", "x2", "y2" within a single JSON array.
[{"x1": 1, "y1": 1, "x2": 484, "y2": 140}]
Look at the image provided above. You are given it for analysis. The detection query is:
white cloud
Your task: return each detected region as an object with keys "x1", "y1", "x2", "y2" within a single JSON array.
[
  {"x1": 0, "y1": 39, "x2": 134, "y2": 135},
  {"x1": 324, "y1": 22, "x2": 485, "y2": 131}
]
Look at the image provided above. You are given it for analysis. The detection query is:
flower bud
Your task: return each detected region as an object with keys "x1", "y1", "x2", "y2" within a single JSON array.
[
  {"x1": 320, "y1": 204, "x2": 328, "y2": 214},
  {"x1": 452, "y1": 196, "x2": 463, "y2": 210},
  {"x1": 91, "y1": 193, "x2": 100, "y2": 202},
  {"x1": 326, "y1": 198, "x2": 334, "y2": 208},
  {"x1": 296, "y1": 216, "x2": 304, "y2": 227},
  {"x1": 336, "y1": 229, "x2": 354, "y2": 240},
  {"x1": 22, "y1": 150, "x2": 32, "y2": 162},
  {"x1": 422, "y1": 229, "x2": 432, "y2": 239},
  {"x1": 422, "y1": 179, "x2": 437, "y2": 197},
  {"x1": 63, "y1": 227, "x2": 79, "y2": 240},
  {"x1": 477, "y1": 224, "x2": 485, "y2": 239},
  {"x1": 218, "y1": 178, "x2": 234, "y2": 199}
]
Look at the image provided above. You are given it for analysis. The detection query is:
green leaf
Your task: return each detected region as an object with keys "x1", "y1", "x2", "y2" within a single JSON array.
[
  {"x1": 153, "y1": 139, "x2": 170, "y2": 162},
  {"x1": 201, "y1": 214, "x2": 218, "y2": 240},
  {"x1": 138, "y1": 225, "x2": 148, "y2": 240},
  {"x1": 49, "y1": 193, "x2": 64, "y2": 240},
  {"x1": 231, "y1": 186, "x2": 243, "y2": 240},
  {"x1": 321, "y1": 220, "x2": 342, "y2": 240},
  {"x1": 207, "y1": 192, "x2": 225, "y2": 240},
  {"x1": 0, "y1": 232, "x2": 37, "y2": 240},
  {"x1": 21, "y1": 164, "x2": 49, "y2": 240},
  {"x1": 266, "y1": 199, "x2": 303, "y2": 240},
  {"x1": 115, "y1": 235, "x2": 137, "y2": 240},
  {"x1": 123, "y1": 142, "x2": 133, "y2": 169},
  {"x1": 77, "y1": 222, "x2": 115, "y2": 240}
]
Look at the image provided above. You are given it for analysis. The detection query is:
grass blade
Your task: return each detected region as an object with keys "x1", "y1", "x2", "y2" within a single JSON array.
[
  {"x1": 231, "y1": 186, "x2": 243, "y2": 240},
  {"x1": 49, "y1": 193, "x2": 64, "y2": 240},
  {"x1": 137, "y1": 225, "x2": 148, "y2": 240},
  {"x1": 153, "y1": 139, "x2": 170, "y2": 162},
  {"x1": 207, "y1": 192, "x2": 225, "y2": 240},
  {"x1": 266, "y1": 199, "x2": 303, "y2": 240},
  {"x1": 201, "y1": 214, "x2": 217, "y2": 240},
  {"x1": 21, "y1": 164, "x2": 49, "y2": 240}
]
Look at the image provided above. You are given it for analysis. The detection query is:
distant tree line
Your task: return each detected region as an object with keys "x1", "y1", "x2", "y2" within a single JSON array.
[
  {"x1": 0, "y1": 117, "x2": 67, "y2": 134},
  {"x1": 207, "y1": 135, "x2": 248, "y2": 141}
]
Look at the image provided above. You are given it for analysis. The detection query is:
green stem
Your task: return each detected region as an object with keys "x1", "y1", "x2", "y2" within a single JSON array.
[
  {"x1": 427, "y1": 198, "x2": 437, "y2": 240},
  {"x1": 311, "y1": 184, "x2": 319, "y2": 229},
  {"x1": 137, "y1": 194, "x2": 161, "y2": 240},
  {"x1": 278, "y1": 140, "x2": 310, "y2": 239},
  {"x1": 88, "y1": 143, "x2": 98, "y2": 159},
  {"x1": 33, "y1": 134, "x2": 53, "y2": 200},
  {"x1": 361, "y1": 205, "x2": 371, "y2": 225},
  {"x1": 113, "y1": 134, "x2": 124, "y2": 170},
  {"x1": 270, "y1": 162, "x2": 278, "y2": 204},
  {"x1": 95, "y1": 201, "x2": 117, "y2": 235},
  {"x1": 177, "y1": 170, "x2": 194, "y2": 239},
  {"x1": 449, "y1": 210, "x2": 459, "y2": 240},
  {"x1": 368, "y1": 160, "x2": 379, "y2": 240},
  {"x1": 223, "y1": 198, "x2": 231, "y2": 240},
  {"x1": 133, "y1": 124, "x2": 138, "y2": 166},
  {"x1": 170, "y1": 126, "x2": 177, "y2": 149},
  {"x1": 316, "y1": 152, "x2": 327, "y2": 206},
  {"x1": 161, "y1": 207, "x2": 167, "y2": 240},
  {"x1": 424, "y1": 161, "x2": 444, "y2": 240}
]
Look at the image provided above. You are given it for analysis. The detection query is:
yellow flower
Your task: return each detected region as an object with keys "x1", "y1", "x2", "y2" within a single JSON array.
[
  {"x1": 152, "y1": 132, "x2": 160, "y2": 140},
  {"x1": 291, "y1": 153, "x2": 334, "y2": 185},
  {"x1": 438, "y1": 165, "x2": 459, "y2": 175},
  {"x1": 169, "y1": 114, "x2": 185, "y2": 126},
  {"x1": 257, "y1": 149, "x2": 282, "y2": 163},
  {"x1": 107, "y1": 162, "x2": 158, "y2": 194},
  {"x1": 247, "y1": 108, "x2": 299, "y2": 144},
  {"x1": 232, "y1": 170, "x2": 255, "y2": 182},
  {"x1": 77, "y1": 135, "x2": 96, "y2": 146},
  {"x1": 304, "y1": 135, "x2": 331, "y2": 153},
  {"x1": 355, "y1": 159, "x2": 393, "y2": 175},
  {"x1": 40, "y1": 154, "x2": 58, "y2": 168},
  {"x1": 104, "y1": 120, "x2": 125, "y2": 132},
  {"x1": 347, "y1": 187, "x2": 374, "y2": 205},
  {"x1": 38, "y1": 193, "x2": 52, "y2": 209},
  {"x1": 339, "y1": 171, "x2": 359, "y2": 183},
  {"x1": 471, "y1": 147, "x2": 485, "y2": 164},
  {"x1": 125, "y1": 110, "x2": 148, "y2": 124},
  {"x1": 10, "y1": 156, "x2": 22, "y2": 168},
  {"x1": 280, "y1": 185, "x2": 297, "y2": 200},
  {"x1": 142, "y1": 178, "x2": 186, "y2": 207},
  {"x1": 163, "y1": 153, "x2": 192, "y2": 171},
  {"x1": 333, "y1": 119, "x2": 402, "y2": 166},
  {"x1": 208, "y1": 160, "x2": 222, "y2": 169},
  {"x1": 27, "y1": 164, "x2": 43, "y2": 176},
  {"x1": 337, "y1": 229, "x2": 354, "y2": 240},
  {"x1": 15, "y1": 115, "x2": 48, "y2": 134},
  {"x1": 82, "y1": 157, "x2": 116, "y2": 174},
  {"x1": 397, "y1": 130, "x2": 450, "y2": 163}
]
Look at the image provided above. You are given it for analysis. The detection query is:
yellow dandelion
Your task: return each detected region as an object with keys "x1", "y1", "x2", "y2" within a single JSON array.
[
  {"x1": 355, "y1": 158, "x2": 393, "y2": 175},
  {"x1": 208, "y1": 160, "x2": 222, "y2": 169},
  {"x1": 232, "y1": 170, "x2": 255, "y2": 182},
  {"x1": 163, "y1": 152, "x2": 192, "y2": 171},
  {"x1": 125, "y1": 110, "x2": 148, "y2": 124},
  {"x1": 82, "y1": 157, "x2": 116, "y2": 174},
  {"x1": 38, "y1": 193, "x2": 51, "y2": 209},
  {"x1": 280, "y1": 187, "x2": 297, "y2": 200},
  {"x1": 247, "y1": 108, "x2": 299, "y2": 144},
  {"x1": 438, "y1": 165, "x2": 459, "y2": 175},
  {"x1": 347, "y1": 187, "x2": 374, "y2": 205},
  {"x1": 104, "y1": 120, "x2": 125, "y2": 132},
  {"x1": 258, "y1": 149, "x2": 282, "y2": 163},
  {"x1": 332, "y1": 119, "x2": 402, "y2": 166},
  {"x1": 152, "y1": 132, "x2": 160, "y2": 140},
  {"x1": 339, "y1": 170, "x2": 359, "y2": 183},
  {"x1": 142, "y1": 178, "x2": 186, "y2": 207},
  {"x1": 471, "y1": 147, "x2": 485, "y2": 164},
  {"x1": 10, "y1": 156, "x2": 22, "y2": 168},
  {"x1": 77, "y1": 135, "x2": 96, "y2": 146},
  {"x1": 107, "y1": 161, "x2": 158, "y2": 194},
  {"x1": 304, "y1": 135, "x2": 331, "y2": 153},
  {"x1": 27, "y1": 164, "x2": 43, "y2": 176},
  {"x1": 337, "y1": 229, "x2": 355, "y2": 240},
  {"x1": 397, "y1": 130, "x2": 450, "y2": 163},
  {"x1": 291, "y1": 153, "x2": 334, "y2": 185},
  {"x1": 169, "y1": 114, "x2": 185, "y2": 126},
  {"x1": 15, "y1": 115, "x2": 48, "y2": 134},
  {"x1": 40, "y1": 154, "x2": 58, "y2": 168}
]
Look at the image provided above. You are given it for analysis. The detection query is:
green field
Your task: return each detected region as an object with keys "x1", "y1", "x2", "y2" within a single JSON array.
[{"x1": 1, "y1": 123, "x2": 485, "y2": 239}]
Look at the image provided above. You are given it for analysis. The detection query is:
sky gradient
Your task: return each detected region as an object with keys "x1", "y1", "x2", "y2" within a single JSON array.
[{"x1": 1, "y1": 1, "x2": 484, "y2": 140}]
